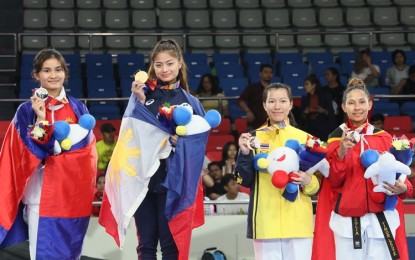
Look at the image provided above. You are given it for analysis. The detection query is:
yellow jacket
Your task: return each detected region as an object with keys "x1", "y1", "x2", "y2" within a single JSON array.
[{"x1": 236, "y1": 124, "x2": 319, "y2": 239}]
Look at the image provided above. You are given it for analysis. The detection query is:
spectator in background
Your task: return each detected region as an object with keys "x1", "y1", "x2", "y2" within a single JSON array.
[
  {"x1": 238, "y1": 64, "x2": 273, "y2": 129},
  {"x1": 195, "y1": 73, "x2": 229, "y2": 117},
  {"x1": 351, "y1": 48, "x2": 380, "y2": 88},
  {"x1": 322, "y1": 67, "x2": 346, "y2": 125},
  {"x1": 215, "y1": 174, "x2": 250, "y2": 215},
  {"x1": 96, "y1": 123, "x2": 117, "y2": 171},
  {"x1": 391, "y1": 64, "x2": 415, "y2": 98},
  {"x1": 205, "y1": 161, "x2": 226, "y2": 200},
  {"x1": 385, "y1": 49, "x2": 409, "y2": 91},
  {"x1": 220, "y1": 141, "x2": 238, "y2": 175},
  {"x1": 92, "y1": 174, "x2": 105, "y2": 217},
  {"x1": 370, "y1": 113, "x2": 385, "y2": 130},
  {"x1": 301, "y1": 74, "x2": 336, "y2": 141}
]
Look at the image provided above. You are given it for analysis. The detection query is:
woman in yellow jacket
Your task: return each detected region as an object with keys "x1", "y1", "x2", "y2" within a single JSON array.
[{"x1": 235, "y1": 83, "x2": 320, "y2": 260}]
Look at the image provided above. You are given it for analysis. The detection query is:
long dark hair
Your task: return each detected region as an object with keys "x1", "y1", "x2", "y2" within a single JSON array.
[
  {"x1": 262, "y1": 82, "x2": 297, "y2": 127},
  {"x1": 196, "y1": 74, "x2": 221, "y2": 95},
  {"x1": 220, "y1": 141, "x2": 238, "y2": 164},
  {"x1": 304, "y1": 74, "x2": 322, "y2": 94},
  {"x1": 147, "y1": 39, "x2": 189, "y2": 92}
]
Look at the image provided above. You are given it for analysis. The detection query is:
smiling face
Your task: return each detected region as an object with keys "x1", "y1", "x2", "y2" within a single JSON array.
[
  {"x1": 266, "y1": 147, "x2": 299, "y2": 175},
  {"x1": 34, "y1": 57, "x2": 66, "y2": 97},
  {"x1": 342, "y1": 88, "x2": 373, "y2": 127},
  {"x1": 153, "y1": 51, "x2": 182, "y2": 84},
  {"x1": 263, "y1": 88, "x2": 293, "y2": 125}
]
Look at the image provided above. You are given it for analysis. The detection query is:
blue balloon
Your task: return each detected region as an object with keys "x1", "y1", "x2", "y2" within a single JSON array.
[
  {"x1": 173, "y1": 106, "x2": 192, "y2": 125},
  {"x1": 361, "y1": 149, "x2": 380, "y2": 169},
  {"x1": 285, "y1": 139, "x2": 301, "y2": 154},
  {"x1": 79, "y1": 114, "x2": 96, "y2": 130},
  {"x1": 53, "y1": 121, "x2": 70, "y2": 141},
  {"x1": 286, "y1": 182, "x2": 298, "y2": 193},
  {"x1": 205, "y1": 109, "x2": 222, "y2": 128}
]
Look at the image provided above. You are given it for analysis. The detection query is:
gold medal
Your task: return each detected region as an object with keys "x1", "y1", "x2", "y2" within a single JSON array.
[{"x1": 134, "y1": 70, "x2": 148, "y2": 83}]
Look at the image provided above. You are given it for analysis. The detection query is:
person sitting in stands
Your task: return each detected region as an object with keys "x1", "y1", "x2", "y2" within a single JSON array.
[
  {"x1": 195, "y1": 73, "x2": 229, "y2": 117},
  {"x1": 216, "y1": 174, "x2": 250, "y2": 215}
]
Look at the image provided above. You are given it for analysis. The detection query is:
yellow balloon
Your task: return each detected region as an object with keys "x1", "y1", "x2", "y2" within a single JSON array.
[
  {"x1": 176, "y1": 126, "x2": 187, "y2": 136},
  {"x1": 61, "y1": 139, "x2": 72, "y2": 150},
  {"x1": 257, "y1": 158, "x2": 269, "y2": 169}
]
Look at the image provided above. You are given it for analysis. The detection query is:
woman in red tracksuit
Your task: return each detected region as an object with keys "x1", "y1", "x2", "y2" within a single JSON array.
[{"x1": 323, "y1": 78, "x2": 412, "y2": 260}]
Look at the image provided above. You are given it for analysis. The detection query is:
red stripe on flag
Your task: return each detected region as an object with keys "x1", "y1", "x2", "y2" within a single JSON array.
[
  {"x1": 169, "y1": 180, "x2": 205, "y2": 260},
  {"x1": 99, "y1": 192, "x2": 121, "y2": 247},
  {"x1": 0, "y1": 123, "x2": 40, "y2": 231}
]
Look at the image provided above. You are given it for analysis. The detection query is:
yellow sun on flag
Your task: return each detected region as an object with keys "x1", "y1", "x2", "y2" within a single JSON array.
[{"x1": 108, "y1": 127, "x2": 141, "y2": 185}]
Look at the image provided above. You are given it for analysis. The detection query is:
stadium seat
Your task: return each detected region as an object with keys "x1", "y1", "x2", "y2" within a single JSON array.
[
  {"x1": 287, "y1": 0, "x2": 312, "y2": 8},
  {"x1": 24, "y1": 0, "x2": 47, "y2": 8},
  {"x1": 235, "y1": 0, "x2": 260, "y2": 8},
  {"x1": 206, "y1": 134, "x2": 235, "y2": 152},
  {"x1": 87, "y1": 79, "x2": 117, "y2": 96},
  {"x1": 186, "y1": 10, "x2": 210, "y2": 30},
  {"x1": 103, "y1": 0, "x2": 127, "y2": 9},
  {"x1": 212, "y1": 53, "x2": 240, "y2": 66},
  {"x1": 307, "y1": 52, "x2": 334, "y2": 64},
  {"x1": 265, "y1": 9, "x2": 290, "y2": 29},
  {"x1": 314, "y1": 0, "x2": 338, "y2": 7},
  {"x1": 292, "y1": 9, "x2": 317, "y2": 28},
  {"x1": 366, "y1": 0, "x2": 392, "y2": 6},
  {"x1": 205, "y1": 150, "x2": 222, "y2": 162},
  {"x1": 77, "y1": 0, "x2": 101, "y2": 9},
  {"x1": 276, "y1": 52, "x2": 303, "y2": 65},
  {"x1": 340, "y1": 0, "x2": 366, "y2": 7},
  {"x1": 77, "y1": 10, "x2": 102, "y2": 29},
  {"x1": 215, "y1": 64, "x2": 244, "y2": 78},
  {"x1": 158, "y1": 10, "x2": 183, "y2": 29},
  {"x1": 221, "y1": 77, "x2": 249, "y2": 97},
  {"x1": 50, "y1": 10, "x2": 75, "y2": 29},
  {"x1": 132, "y1": 10, "x2": 157, "y2": 29},
  {"x1": 184, "y1": 53, "x2": 208, "y2": 66},
  {"x1": 24, "y1": 10, "x2": 48, "y2": 30},
  {"x1": 311, "y1": 63, "x2": 340, "y2": 77},
  {"x1": 401, "y1": 102, "x2": 415, "y2": 122},
  {"x1": 210, "y1": 0, "x2": 233, "y2": 8},
  {"x1": 239, "y1": 9, "x2": 263, "y2": 29},
  {"x1": 157, "y1": 0, "x2": 181, "y2": 8},
  {"x1": 280, "y1": 63, "x2": 309, "y2": 79},
  {"x1": 211, "y1": 118, "x2": 231, "y2": 135},
  {"x1": 346, "y1": 8, "x2": 372, "y2": 27},
  {"x1": 372, "y1": 102, "x2": 400, "y2": 116},
  {"x1": 50, "y1": 0, "x2": 74, "y2": 8},
  {"x1": 234, "y1": 117, "x2": 248, "y2": 136},
  {"x1": 373, "y1": 7, "x2": 399, "y2": 27},
  {"x1": 183, "y1": 0, "x2": 208, "y2": 9},
  {"x1": 212, "y1": 10, "x2": 237, "y2": 29},
  {"x1": 383, "y1": 116, "x2": 413, "y2": 136},
  {"x1": 89, "y1": 105, "x2": 121, "y2": 120},
  {"x1": 187, "y1": 64, "x2": 211, "y2": 79},
  {"x1": 243, "y1": 52, "x2": 272, "y2": 66},
  {"x1": 319, "y1": 8, "x2": 344, "y2": 27},
  {"x1": 400, "y1": 7, "x2": 415, "y2": 26}
]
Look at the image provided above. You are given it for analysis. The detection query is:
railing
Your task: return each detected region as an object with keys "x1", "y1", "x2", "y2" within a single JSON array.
[{"x1": 0, "y1": 29, "x2": 410, "y2": 57}]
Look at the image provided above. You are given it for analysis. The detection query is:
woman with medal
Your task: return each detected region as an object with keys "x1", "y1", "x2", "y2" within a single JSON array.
[
  {"x1": 0, "y1": 48, "x2": 97, "y2": 259},
  {"x1": 235, "y1": 83, "x2": 320, "y2": 260},
  {"x1": 313, "y1": 78, "x2": 413, "y2": 260},
  {"x1": 127, "y1": 39, "x2": 206, "y2": 260}
]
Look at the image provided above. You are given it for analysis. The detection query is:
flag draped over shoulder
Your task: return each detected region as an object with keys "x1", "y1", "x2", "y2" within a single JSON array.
[
  {"x1": 0, "y1": 97, "x2": 97, "y2": 260},
  {"x1": 99, "y1": 92, "x2": 207, "y2": 259}
]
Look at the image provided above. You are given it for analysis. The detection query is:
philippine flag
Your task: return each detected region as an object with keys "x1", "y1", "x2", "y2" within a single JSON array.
[{"x1": 99, "y1": 93, "x2": 206, "y2": 260}]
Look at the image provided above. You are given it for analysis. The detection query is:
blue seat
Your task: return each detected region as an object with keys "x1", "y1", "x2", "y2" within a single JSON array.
[
  {"x1": 280, "y1": 63, "x2": 309, "y2": 79},
  {"x1": 21, "y1": 54, "x2": 36, "y2": 66},
  {"x1": 86, "y1": 66, "x2": 114, "y2": 79},
  {"x1": 220, "y1": 77, "x2": 249, "y2": 97},
  {"x1": 369, "y1": 87, "x2": 390, "y2": 103},
  {"x1": 341, "y1": 62, "x2": 354, "y2": 76},
  {"x1": 117, "y1": 53, "x2": 145, "y2": 67},
  {"x1": 311, "y1": 63, "x2": 340, "y2": 77},
  {"x1": 306, "y1": 52, "x2": 334, "y2": 64},
  {"x1": 86, "y1": 79, "x2": 117, "y2": 97},
  {"x1": 64, "y1": 54, "x2": 82, "y2": 79},
  {"x1": 401, "y1": 101, "x2": 415, "y2": 122},
  {"x1": 188, "y1": 77, "x2": 201, "y2": 94},
  {"x1": 276, "y1": 52, "x2": 303, "y2": 65},
  {"x1": 20, "y1": 65, "x2": 33, "y2": 79},
  {"x1": 89, "y1": 104, "x2": 121, "y2": 120},
  {"x1": 212, "y1": 53, "x2": 240, "y2": 66},
  {"x1": 183, "y1": 53, "x2": 208, "y2": 66},
  {"x1": 85, "y1": 53, "x2": 112, "y2": 67},
  {"x1": 243, "y1": 52, "x2": 272, "y2": 65},
  {"x1": 283, "y1": 76, "x2": 306, "y2": 96},
  {"x1": 64, "y1": 78, "x2": 84, "y2": 98},
  {"x1": 228, "y1": 102, "x2": 246, "y2": 120},
  {"x1": 19, "y1": 79, "x2": 37, "y2": 99},
  {"x1": 215, "y1": 64, "x2": 244, "y2": 78},
  {"x1": 372, "y1": 102, "x2": 400, "y2": 116},
  {"x1": 371, "y1": 51, "x2": 392, "y2": 65},
  {"x1": 187, "y1": 64, "x2": 211, "y2": 79},
  {"x1": 118, "y1": 66, "x2": 140, "y2": 79},
  {"x1": 406, "y1": 51, "x2": 415, "y2": 65},
  {"x1": 338, "y1": 52, "x2": 356, "y2": 66}
]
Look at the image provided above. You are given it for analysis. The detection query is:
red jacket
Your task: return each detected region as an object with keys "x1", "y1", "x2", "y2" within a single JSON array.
[{"x1": 327, "y1": 122, "x2": 412, "y2": 217}]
